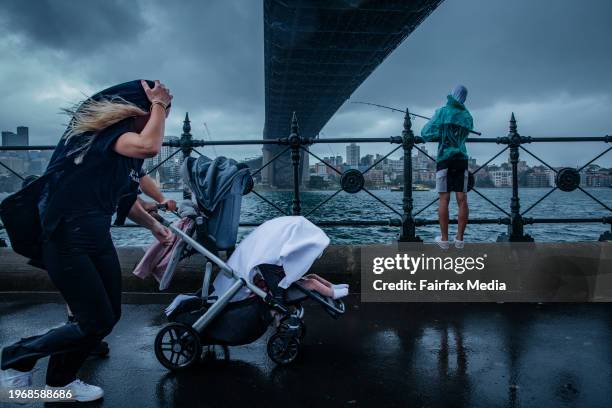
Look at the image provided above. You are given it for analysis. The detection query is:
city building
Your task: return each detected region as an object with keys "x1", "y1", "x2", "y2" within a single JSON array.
[
  {"x1": 1, "y1": 127, "x2": 28, "y2": 146},
  {"x1": 2, "y1": 131, "x2": 16, "y2": 147},
  {"x1": 346, "y1": 143, "x2": 360, "y2": 166},
  {"x1": 488, "y1": 164, "x2": 512, "y2": 187},
  {"x1": 384, "y1": 158, "x2": 403, "y2": 174},
  {"x1": 16, "y1": 126, "x2": 29, "y2": 146},
  {"x1": 524, "y1": 166, "x2": 553, "y2": 187},
  {"x1": 363, "y1": 169, "x2": 384, "y2": 186},
  {"x1": 314, "y1": 161, "x2": 330, "y2": 177},
  {"x1": 581, "y1": 165, "x2": 611, "y2": 187},
  {"x1": 413, "y1": 147, "x2": 432, "y2": 171},
  {"x1": 360, "y1": 154, "x2": 375, "y2": 167},
  {"x1": 143, "y1": 136, "x2": 182, "y2": 187}
]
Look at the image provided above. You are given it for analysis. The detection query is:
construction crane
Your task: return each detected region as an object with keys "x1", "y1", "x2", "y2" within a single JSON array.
[{"x1": 203, "y1": 122, "x2": 218, "y2": 156}]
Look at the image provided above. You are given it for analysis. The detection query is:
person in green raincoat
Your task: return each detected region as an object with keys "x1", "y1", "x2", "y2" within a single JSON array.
[{"x1": 421, "y1": 85, "x2": 474, "y2": 249}]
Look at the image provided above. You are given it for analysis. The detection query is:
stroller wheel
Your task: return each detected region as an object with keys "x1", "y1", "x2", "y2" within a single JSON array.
[
  {"x1": 278, "y1": 315, "x2": 306, "y2": 340},
  {"x1": 154, "y1": 323, "x2": 201, "y2": 371},
  {"x1": 267, "y1": 333, "x2": 300, "y2": 365}
]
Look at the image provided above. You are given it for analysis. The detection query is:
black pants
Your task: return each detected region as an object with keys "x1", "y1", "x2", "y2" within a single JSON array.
[{"x1": 1, "y1": 215, "x2": 121, "y2": 386}]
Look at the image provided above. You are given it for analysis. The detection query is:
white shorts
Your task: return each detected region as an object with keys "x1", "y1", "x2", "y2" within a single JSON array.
[{"x1": 436, "y1": 162, "x2": 468, "y2": 193}]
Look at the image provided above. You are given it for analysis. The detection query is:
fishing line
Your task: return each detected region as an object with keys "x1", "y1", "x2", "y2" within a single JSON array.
[{"x1": 350, "y1": 101, "x2": 482, "y2": 136}]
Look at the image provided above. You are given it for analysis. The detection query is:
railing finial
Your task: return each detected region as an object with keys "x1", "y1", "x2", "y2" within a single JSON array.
[
  {"x1": 290, "y1": 111, "x2": 299, "y2": 137},
  {"x1": 183, "y1": 112, "x2": 191, "y2": 134},
  {"x1": 509, "y1": 112, "x2": 517, "y2": 135},
  {"x1": 403, "y1": 107, "x2": 412, "y2": 132},
  {"x1": 181, "y1": 112, "x2": 193, "y2": 200}
]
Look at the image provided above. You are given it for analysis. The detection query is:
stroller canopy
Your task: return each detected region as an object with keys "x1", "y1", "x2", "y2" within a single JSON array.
[
  {"x1": 182, "y1": 155, "x2": 252, "y2": 250},
  {"x1": 182, "y1": 155, "x2": 251, "y2": 214}
]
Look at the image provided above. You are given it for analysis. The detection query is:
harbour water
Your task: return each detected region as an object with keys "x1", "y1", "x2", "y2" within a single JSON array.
[
  {"x1": 120, "y1": 188, "x2": 610, "y2": 246},
  {"x1": 1, "y1": 188, "x2": 610, "y2": 247}
]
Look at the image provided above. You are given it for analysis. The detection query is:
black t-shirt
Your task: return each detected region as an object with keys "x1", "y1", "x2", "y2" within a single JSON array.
[{"x1": 47, "y1": 118, "x2": 144, "y2": 219}]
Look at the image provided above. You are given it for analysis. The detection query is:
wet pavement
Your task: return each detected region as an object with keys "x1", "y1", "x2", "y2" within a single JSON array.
[{"x1": 1, "y1": 296, "x2": 611, "y2": 407}]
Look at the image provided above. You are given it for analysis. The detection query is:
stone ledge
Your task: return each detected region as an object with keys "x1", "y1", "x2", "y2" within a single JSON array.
[
  {"x1": 0, "y1": 245, "x2": 363, "y2": 293},
  {"x1": 1, "y1": 242, "x2": 610, "y2": 295}
]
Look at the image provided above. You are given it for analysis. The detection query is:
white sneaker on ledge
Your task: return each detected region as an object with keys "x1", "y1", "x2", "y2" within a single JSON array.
[
  {"x1": 0, "y1": 368, "x2": 33, "y2": 388},
  {"x1": 46, "y1": 379, "x2": 104, "y2": 402},
  {"x1": 454, "y1": 236, "x2": 465, "y2": 249},
  {"x1": 434, "y1": 236, "x2": 450, "y2": 250}
]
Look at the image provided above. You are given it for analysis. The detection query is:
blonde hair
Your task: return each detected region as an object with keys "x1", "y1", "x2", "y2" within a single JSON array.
[{"x1": 61, "y1": 96, "x2": 148, "y2": 140}]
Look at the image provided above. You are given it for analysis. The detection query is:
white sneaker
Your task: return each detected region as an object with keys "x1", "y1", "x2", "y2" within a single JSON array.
[
  {"x1": 332, "y1": 287, "x2": 349, "y2": 299},
  {"x1": 0, "y1": 368, "x2": 33, "y2": 388},
  {"x1": 46, "y1": 379, "x2": 104, "y2": 402},
  {"x1": 454, "y1": 237, "x2": 465, "y2": 249},
  {"x1": 434, "y1": 236, "x2": 450, "y2": 250}
]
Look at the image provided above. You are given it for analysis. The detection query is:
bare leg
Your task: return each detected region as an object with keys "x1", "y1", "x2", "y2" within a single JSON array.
[
  {"x1": 438, "y1": 193, "x2": 451, "y2": 241},
  {"x1": 305, "y1": 274, "x2": 332, "y2": 287},
  {"x1": 300, "y1": 278, "x2": 333, "y2": 297},
  {"x1": 456, "y1": 192, "x2": 469, "y2": 240}
]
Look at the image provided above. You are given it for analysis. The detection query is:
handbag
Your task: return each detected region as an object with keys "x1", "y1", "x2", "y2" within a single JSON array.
[{"x1": 0, "y1": 175, "x2": 49, "y2": 266}]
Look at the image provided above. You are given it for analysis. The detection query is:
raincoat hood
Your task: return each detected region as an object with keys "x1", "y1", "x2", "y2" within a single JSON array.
[{"x1": 437, "y1": 95, "x2": 473, "y2": 130}]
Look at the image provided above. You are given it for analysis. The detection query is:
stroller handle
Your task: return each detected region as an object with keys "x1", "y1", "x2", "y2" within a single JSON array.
[{"x1": 159, "y1": 217, "x2": 172, "y2": 228}]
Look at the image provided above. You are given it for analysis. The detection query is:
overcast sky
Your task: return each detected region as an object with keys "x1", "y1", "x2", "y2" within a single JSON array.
[{"x1": 0, "y1": 0, "x2": 610, "y2": 167}]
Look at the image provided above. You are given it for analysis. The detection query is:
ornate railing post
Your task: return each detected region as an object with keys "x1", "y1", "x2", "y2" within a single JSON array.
[
  {"x1": 289, "y1": 112, "x2": 301, "y2": 215},
  {"x1": 498, "y1": 113, "x2": 533, "y2": 242},
  {"x1": 180, "y1": 112, "x2": 193, "y2": 200},
  {"x1": 399, "y1": 109, "x2": 421, "y2": 242}
]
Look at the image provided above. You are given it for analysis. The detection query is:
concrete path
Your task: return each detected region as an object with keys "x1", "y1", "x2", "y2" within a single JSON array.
[{"x1": 1, "y1": 297, "x2": 611, "y2": 407}]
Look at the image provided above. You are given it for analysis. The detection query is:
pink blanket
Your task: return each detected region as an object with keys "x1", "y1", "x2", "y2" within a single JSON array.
[{"x1": 133, "y1": 218, "x2": 194, "y2": 282}]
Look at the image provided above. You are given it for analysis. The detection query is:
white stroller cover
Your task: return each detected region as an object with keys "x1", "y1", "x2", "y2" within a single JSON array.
[{"x1": 213, "y1": 216, "x2": 330, "y2": 301}]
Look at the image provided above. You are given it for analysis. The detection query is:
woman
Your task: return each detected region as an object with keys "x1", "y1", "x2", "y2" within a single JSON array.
[{"x1": 0, "y1": 79, "x2": 173, "y2": 402}]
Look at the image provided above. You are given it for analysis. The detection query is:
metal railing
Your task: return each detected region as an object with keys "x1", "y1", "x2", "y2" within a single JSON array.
[{"x1": 0, "y1": 111, "x2": 610, "y2": 244}]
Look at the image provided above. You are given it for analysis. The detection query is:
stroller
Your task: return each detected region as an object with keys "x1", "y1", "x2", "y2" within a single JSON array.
[{"x1": 152, "y1": 156, "x2": 345, "y2": 371}]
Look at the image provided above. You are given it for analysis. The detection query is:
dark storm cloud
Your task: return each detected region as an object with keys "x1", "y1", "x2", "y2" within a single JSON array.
[
  {"x1": 328, "y1": 0, "x2": 612, "y2": 166},
  {"x1": 0, "y1": 0, "x2": 610, "y2": 166},
  {"x1": 352, "y1": 0, "x2": 612, "y2": 108},
  {"x1": 0, "y1": 0, "x2": 147, "y2": 53}
]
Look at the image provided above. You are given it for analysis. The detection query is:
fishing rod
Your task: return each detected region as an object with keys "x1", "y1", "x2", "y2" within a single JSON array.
[{"x1": 350, "y1": 101, "x2": 482, "y2": 136}]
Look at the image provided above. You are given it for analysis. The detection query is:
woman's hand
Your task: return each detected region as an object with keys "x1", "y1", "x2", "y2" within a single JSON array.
[
  {"x1": 152, "y1": 223, "x2": 174, "y2": 246},
  {"x1": 141, "y1": 80, "x2": 173, "y2": 108},
  {"x1": 160, "y1": 199, "x2": 177, "y2": 212},
  {"x1": 115, "y1": 81, "x2": 171, "y2": 159}
]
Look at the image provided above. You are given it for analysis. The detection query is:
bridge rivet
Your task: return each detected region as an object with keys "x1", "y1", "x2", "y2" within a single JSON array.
[
  {"x1": 555, "y1": 167, "x2": 581, "y2": 192},
  {"x1": 341, "y1": 169, "x2": 365, "y2": 194}
]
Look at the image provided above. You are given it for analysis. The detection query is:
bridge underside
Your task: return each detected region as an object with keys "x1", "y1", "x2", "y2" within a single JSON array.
[{"x1": 262, "y1": 0, "x2": 443, "y2": 188}]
